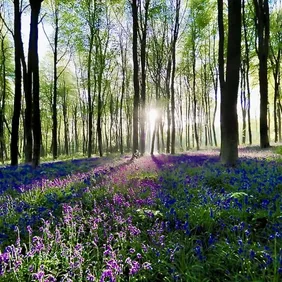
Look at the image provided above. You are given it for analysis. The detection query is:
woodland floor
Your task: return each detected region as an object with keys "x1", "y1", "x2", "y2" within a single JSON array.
[{"x1": 0, "y1": 146, "x2": 282, "y2": 281}]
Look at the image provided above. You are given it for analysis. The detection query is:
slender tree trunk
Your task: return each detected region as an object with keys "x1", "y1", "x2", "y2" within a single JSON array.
[
  {"x1": 58, "y1": 114, "x2": 61, "y2": 155},
  {"x1": 270, "y1": 48, "x2": 280, "y2": 143},
  {"x1": 210, "y1": 33, "x2": 218, "y2": 147},
  {"x1": 87, "y1": 32, "x2": 94, "y2": 158},
  {"x1": 139, "y1": 0, "x2": 150, "y2": 156},
  {"x1": 171, "y1": 0, "x2": 180, "y2": 155},
  {"x1": 240, "y1": 62, "x2": 247, "y2": 144},
  {"x1": 0, "y1": 34, "x2": 7, "y2": 163},
  {"x1": 97, "y1": 88, "x2": 103, "y2": 157},
  {"x1": 132, "y1": 0, "x2": 139, "y2": 156},
  {"x1": 278, "y1": 101, "x2": 282, "y2": 142},
  {"x1": 166, "y1": 59, "x2": 171, "y2": 153},
  {"x1": 62, "y1": 82, "x2": 68, "y2": 155},
  {"x1": 52, "y1": 8, "x2": 59, "y2": 159},
  {"x1": 192, "y1": 42, "x2": 199, "y2": 150},
  {"x1": 74, "y1": 105, "x2": 78, "y2": 152},
  {"x1": 120, "y1": 44, "x2": 126, "y2": 154},
  {"x1": 242, "y1": 0, "x2": 252, "y2": 145},
  {"x1": 11, "y1": 0, "x2": 22, "y2": 166}
]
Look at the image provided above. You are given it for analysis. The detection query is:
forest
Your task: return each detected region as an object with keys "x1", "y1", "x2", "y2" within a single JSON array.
[
  {"x1": 0, "y1": 0, "x2": 280, "y2": 167},
  {"x1": 0, "y1": 0, "x2": 282, "y2": 281}
]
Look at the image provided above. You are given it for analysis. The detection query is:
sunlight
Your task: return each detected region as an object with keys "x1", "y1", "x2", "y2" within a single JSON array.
[
  {"x1": 148, "y1": 108, "x2": 158, "y2": 124},
  {"x1": 145, "y1": 108, "x2": 159, "y2": 153}
]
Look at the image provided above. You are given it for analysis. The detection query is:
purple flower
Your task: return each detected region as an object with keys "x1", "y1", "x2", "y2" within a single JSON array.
[
  {"x1": 87, "y1": 273, "x2": 95, "y2": 281},
  {"x1": 142, "y1": 262, "x2": 152, "y2": 270},
  {"x1": 0, "y1": 252, "x2": 9, "y2": 264},
  {"x1": 44, "y1": 275, "x2": 56, "y2": 282},
  {"x1": 27, "y1": 225, "x2": 33, "y2": 235},
  {"x1": 141, "y1": 243, "x2": 148, "y2": 253},
  {"x1": 32, "y1": 270, "x2": 45, "y2": 281},
  {"x1": 129, "y1": 261, "x2": 140, "y2": 275},
  {"x1": 100, "y1": 269, "x2": 115, "y2": 282}
]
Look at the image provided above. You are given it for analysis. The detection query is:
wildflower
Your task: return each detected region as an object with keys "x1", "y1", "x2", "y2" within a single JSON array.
[
  {"x1": 100, "y1": 269, "x2": 115, "y2": 282},
  {"x1": 87, "y1": 273, "x2": 95, "y2": 281},
  {"x1": 0, "y1": 252, "x2": 9, "y2": 264},
  {"x1": 44, "y1": 275, "x2": 56, "y2": 282},
  {"x1": 33, "y1": 270, "x2": 45, "y2": 281},
  {"x1": 142, "y1": 262, "x2": 152, "y2": 270},
  {"x1": 129, "y1": 260, "x2": 140, "y2": 275},
  {"x1": 27, "y1": 225, "x2": 33, "y2": 235},
  {"x1": 194, "y1": 245, "x2": 205, "y2": 261},
  {"x1": 125, "y1": 257, "x2": 132, "y2": 265},
  {"x1": 249, "y1": 249, "x2": 256, "y2": 260},
  {"x1": 208, "y1": 234, "x2": 216, "y2": 247}
]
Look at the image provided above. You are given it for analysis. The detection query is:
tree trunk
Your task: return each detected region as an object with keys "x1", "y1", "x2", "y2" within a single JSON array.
[
  {"x1": 242, "y1": 0, "x2": 252, "y2": 145},
  {"x1": 192, "y1": 41, "x2": 199, "y2": 150},
  {"x1": 171, "y1": 0, "x2": 180, "y2": 155},
  {"x1": 29, "y1": 0, "x2": 43, "y2": 168},
  {"x1": 166, "y1": 59, "x2": 171, "y2": 153},
  {"x1": 52, "y1": 7, "x2": 59, "y2": 159},
  {"x1": 220, "y1": 0, "x2": 241, "y2": 165},
  {"x1": 120, "y1": 41, "x2": 126, "y2": 155},
  {"x1": 132, "y1": 0, "x2": 139, "y2": 156},
  {"x1": 97, "y1": 91, "x2": 103, "y2": 157},
  {"x1": 139, "y1": 0, "x2": 150, "y2": 156},
  {"x1": 240, "y1": 62, "x2": 247, "y2": 144},
  {"x1": 87, "y1": 31, "x2": 94, "y2": 158},
  {"x1": 253, "y1": 0, "x2": 270, "y2": 148},
  {"x1": 74, "y1": 105, "x2": 78, "y2": 152},
  {"x1": 0, "y1": 33, "x2": 7, "y2": 163},
  {"x1": 62, "y1": 81, "x2": 68, "y2": 155},
  {"x1": 11, "y1": 0, "x2": 22, "y2": 166}
]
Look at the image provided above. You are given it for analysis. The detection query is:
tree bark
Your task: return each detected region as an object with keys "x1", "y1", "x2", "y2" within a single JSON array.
[
  {"x1": 166, "y1": 58, "x2": 171, "y2": 153},
  {"x1": 171, "y1": 0, "x2": 180, "y2": 155},
  {"x1": 132, "y1": 0, "x2": 140, "y2": 157},
  {"x1": 87, "y1": 31, "x2": 94, "y2": 158},
  {"x1": 11, "y1": 0, "x2": 23, "y2": 166},
  {"x1": 139, "y1": 0, "x2": 150, "y2": 156},
  {"x1": 253, "y1": 0, "x2": 270, "y2": 148},
  {"x1": 52, "y1": 6, "x2": 59, "y2": 159},
  {"x1": 242, "y1": 0, "x2": 252, "y2": 145},
  {"x1": 28, "y1": 0, "x2": 43, "y2": 168},
  {"x1": 219, "y1": 0, "x2": 241, "y2": 165}
]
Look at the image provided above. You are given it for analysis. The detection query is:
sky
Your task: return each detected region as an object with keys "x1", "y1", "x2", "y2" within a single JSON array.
[{"x1": 22, "y1": 13, "x2": 51, "y2": 59}]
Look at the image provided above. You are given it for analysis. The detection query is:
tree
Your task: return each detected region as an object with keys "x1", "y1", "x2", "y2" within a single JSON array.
[
  {"x1": 218, "y1": 0, "x2": 241, "y2": 165},
  {"x1": 269, "y1": 3, "x2": 281, "y2": 143},
  {"x1": 131, "y1": 0, "x2": 140, "y2": 157},
  {"x1": 42, "y1": 0, "x2": 72, "y2": 160},
  {"x1": 139, "y1": 0, "x2": 150, "y2": 156},
  {"x1": 170, "y1": 0, "x2": 180, "y2": 154},
  {"x1": 242, "y1": 0, "x2": 253, "y2": 145},
  {"x1": 253, "y1": 0, "x2": 270, "y2": 148},
  {"x1": 11, "y1": 0, "x2": 22, "y2": 166},
  {"x1": 28, "y1": 0, "x2": 44, "y2": 167},
  {"x1": 0, "y1": 19, "x2": 12, "y2": 163}
]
